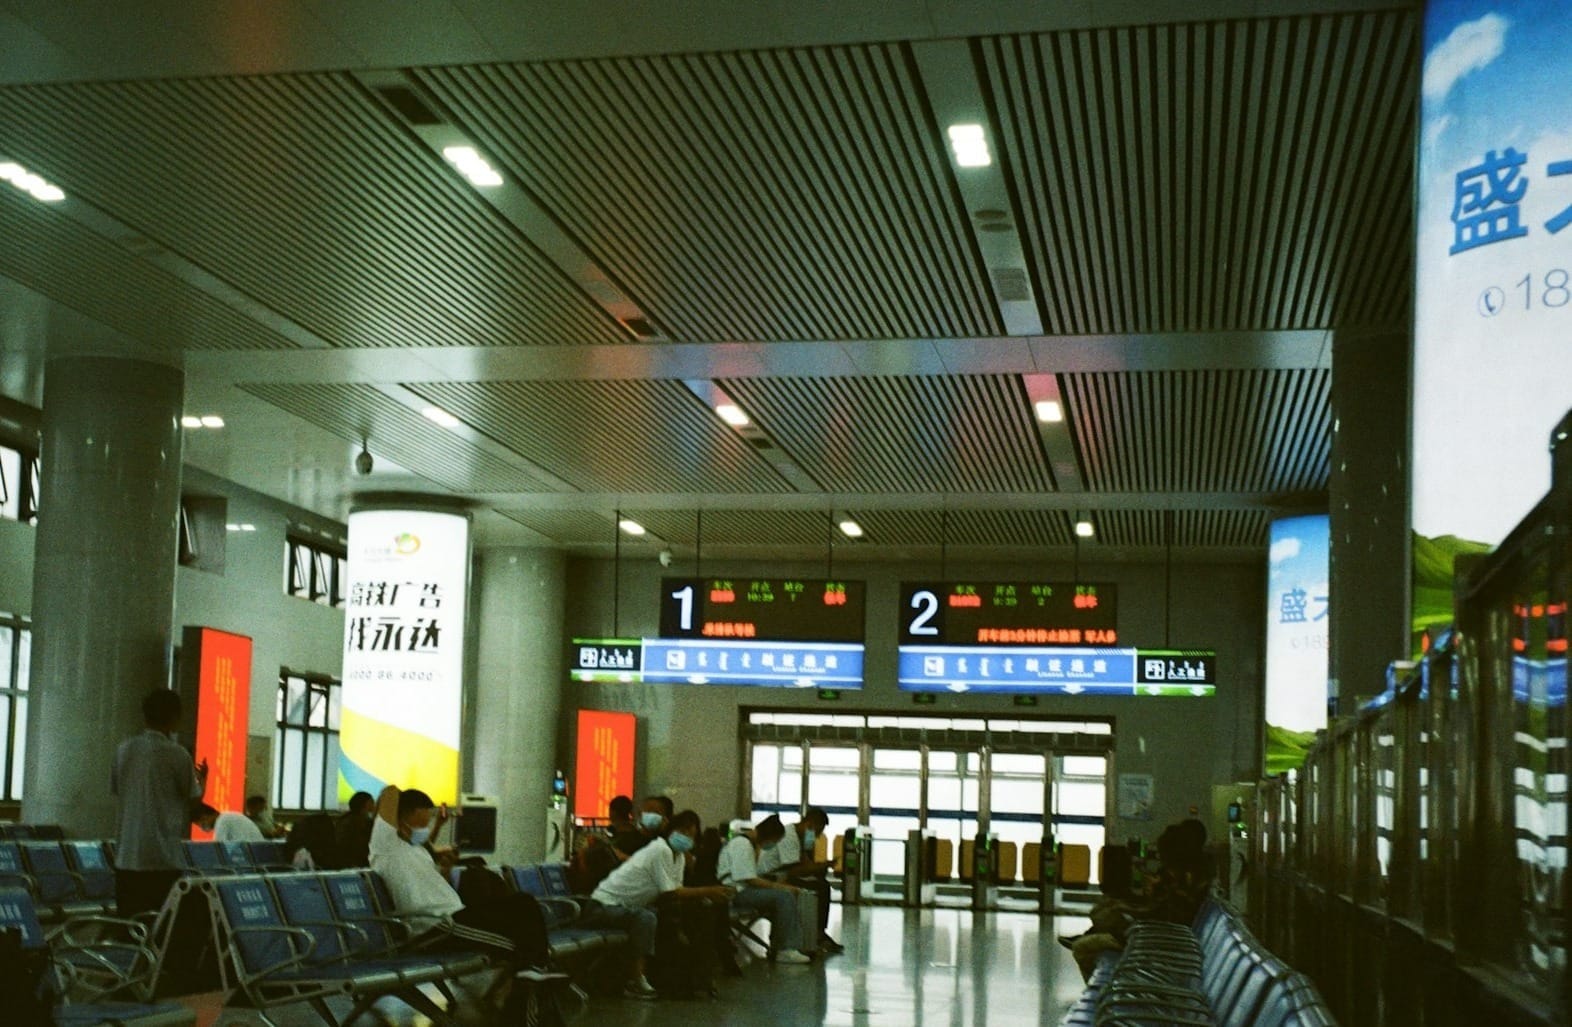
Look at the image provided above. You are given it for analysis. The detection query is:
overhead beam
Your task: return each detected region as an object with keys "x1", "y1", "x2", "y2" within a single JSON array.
[{"x1": 477, "y1": 489, "x2": 1326, "y2": 514}]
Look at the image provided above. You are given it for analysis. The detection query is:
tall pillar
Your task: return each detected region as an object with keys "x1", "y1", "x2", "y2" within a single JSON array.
[
  {"x1": 1328, "y1": 328, "x2": 1410, "y2": 708},
  {"x1": 469, "y1": 547, "x2": 566, "y2": 864},
  {"x1": 22, "y1": 356, "x2": 183, "y2": 835}
]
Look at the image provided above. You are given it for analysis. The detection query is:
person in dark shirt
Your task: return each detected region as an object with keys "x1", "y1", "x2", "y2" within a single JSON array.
[
  {"x1": 612, "y1": 795, "x2": 674, "y2": 859},
  {"x1": 331, "y1": 790, "x2": 375, "y2": 868}
]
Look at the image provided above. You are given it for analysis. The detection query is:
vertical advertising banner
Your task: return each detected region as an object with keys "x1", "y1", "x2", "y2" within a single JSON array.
[
  {"x1": 573, "y1": 710, "x2": 636, "y2": 821},
  {"x1": 1265, "y1": 515, "x2": 1329, "y2": 774},
  {"x1": 1413, "y1": 2, "x2": 1572, "y2": 651},
  {"x1": 183, "y1": 627, "x2": 252, "y2": 840},
  {"x1": 340, "y1": 509, "x2": 470, "y2": 804}
]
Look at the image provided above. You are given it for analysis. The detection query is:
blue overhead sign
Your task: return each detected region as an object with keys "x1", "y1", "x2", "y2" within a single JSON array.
[
  {"x1": 571, "y1": 637, "x2": 864, "y2": 690},
  {"x1": 897, "y1": 644, "x2": 1215, "y2": 696}
]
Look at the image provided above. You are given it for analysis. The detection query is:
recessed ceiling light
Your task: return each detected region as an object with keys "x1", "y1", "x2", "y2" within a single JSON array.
[
  {"x1": 946, "y1": 123, "x2": 992, "y2": 168},
  {"x1": 181, "y1": 416, "x2": 204, "y2": 428},
  {"x1": 715, "y1": 403, "x2": 750, "y2": 427},
  {"x1": 1035, "y1": 400, "x2": 1064, "y2": 423},
  {"x1": 240, "y1": 523, "x2": 256, "y2": 532},
  {"x1": 838, "y1": 519, "x2": 863, "y2": 538},
  {"x1": 441, "y1": 145, "x2": 504, "y2": 187},
  {"x1": 200, "y1": 415, "x2": 225, "y2": 429},
  {"x1": 0, "y1": 160, "x2": 65, "y2": 203},
  {"x1": 1075, "y1": 519, "x2": 1095, "y2": 538},
  {"x1": 225, "y1": 523, "x2": 240, "y2": 531},
  {"x1": 618, "y1": 519, "x2": 646, "y2": 536},
  {"x1": 421, "y1": 406, "x2": 461, "y2": 429}
]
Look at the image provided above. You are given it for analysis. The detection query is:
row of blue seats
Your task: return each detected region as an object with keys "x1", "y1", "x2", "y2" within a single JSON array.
[
  {"x1": 1062, "y1": 897, "x2": 1336, "y2": 1026},
  {"x1": 0, "y1": 839, "x2": 292, "y2": 920},
  {"x1": 0, "y1": 822, "x2": 66, "y2": 840}
]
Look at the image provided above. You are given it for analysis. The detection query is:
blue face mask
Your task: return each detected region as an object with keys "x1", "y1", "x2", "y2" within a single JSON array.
[
  {"x1": 668, "y1": 832, "x2": 695, "y2": 854},
  {"x1": 803, "y1": 829, "x2": 818, "y2": 850},
  {"x1": 408, "y1": 827, "x2": 432, "y2": 847},
  {"x1": 640, "y1": 811, "x2": 665, "y2": 831}
]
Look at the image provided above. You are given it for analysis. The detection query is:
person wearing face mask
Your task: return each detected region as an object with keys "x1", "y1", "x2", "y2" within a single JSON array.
[
  {"x1": 370, "y1": 785, "x2": 550, "y2": 1017},
  {"x1": 584, "y1": 809, "x2": 733, "y2": 1000},
  {"x1": 758, "y1": 806, "x2": 843, "y2": 954},
  {"x1": 112, "y1": 689, "x2": 208, "y2": 916},
  {"x1": 717, "y1": 815, "x2": 814, "y2": 964}
]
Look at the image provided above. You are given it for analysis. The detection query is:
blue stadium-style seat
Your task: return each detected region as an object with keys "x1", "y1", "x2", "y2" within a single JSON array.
[
  {"x1": 63, "y1": 841, "x2": 117, "y2": 904},
  {"x1": 20, "y1": 840, "x2": 109, "y2": 917},
  {"x1": 181, "y1": 841, "x2": 232, "y2": 875},
  {"x1": 219, "y1": 841, "x2": 256, "y2": 871},
  {"x1": 246, "y1": 841, "x2": 290, "y2": 868},
  {"x1": 538, "y1": 863, "x2": 572, "y2": 897},
  {"x1": 0, "y1": 840, "x2": 35, "y2": 892}
]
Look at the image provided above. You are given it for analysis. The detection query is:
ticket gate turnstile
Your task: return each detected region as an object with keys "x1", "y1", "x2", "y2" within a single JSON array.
[
  {"x1": 971, "y1": 832, "x2": 998, "y2": 910},
  {"x1": 1037, "y1": 835, "x2": 1058, "y2": 914},
  {"x1": 840, "y1": 826, "x2": 873, "y2": 905},
  {"x1": 903, "y1": 829, "x2": 936, "y2": 907}
]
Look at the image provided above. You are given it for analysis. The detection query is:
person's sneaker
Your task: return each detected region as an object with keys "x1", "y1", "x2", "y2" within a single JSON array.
[
  {"x1": 820, "y1": 934, "x2": 846, "y2": 954},
  {"x1": 1057, "y1": 934, "x2": 1080, "y2": 950},
  {"x1": 774, "y1": 950, "x2": 812, "y2": 965},
  {"x1": 623, "y1": 976, "x2": 659, "y2": 1000}
]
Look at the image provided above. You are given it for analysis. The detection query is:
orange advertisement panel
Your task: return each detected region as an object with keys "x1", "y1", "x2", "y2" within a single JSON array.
[
  {"x1": 573, "y1": 710, "x2": 636, "y2": 821},
  {"x1": 184, "y1": 627, "x2": 252, "y2": 840}
]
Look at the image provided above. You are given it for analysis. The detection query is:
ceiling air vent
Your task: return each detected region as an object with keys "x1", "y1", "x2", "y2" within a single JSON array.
[
  {"x1": 991, "y1": 267, "x2": 1030, "y2": 302},
  {"x1": 621, "y1": 317, "x2": 656, "y2": 339},
  {"x1": 376, "y1": 86, "x2": 443, "y2": 126}
]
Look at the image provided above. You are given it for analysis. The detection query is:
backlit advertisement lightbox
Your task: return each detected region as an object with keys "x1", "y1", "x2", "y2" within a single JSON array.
[{"x1": 1264, "y1": 515, "x2": 1329, "y2": 773}]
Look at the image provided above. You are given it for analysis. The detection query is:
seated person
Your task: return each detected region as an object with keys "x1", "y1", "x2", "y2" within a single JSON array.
[
  {"x1": 584, "y1": 809, "x2": 732, "y2": 1000},
  {"x1": 718, "y1": 816, "x2": 814, "y2": 964},
  {"x1": 612, "y1": 795, "x2": 674, "y2": 859},
  {"x1": 211, "y1": 806, "x2": 265, "y2": 844},
  {"x1": 759, "y1": 806, "x2": 843, "y2": 954},
  {"x1": 244, "y1": 795, "x2": 289, "y2": 839},
  {"x1": 605, "y1": 794, "x2": 635, "y2": 838},
  {"x1": 331, "y1": 790, "x2": 376, "y2": 869},
  {"x1": 370, "y1": 785, "x2": 547, "y2": 1016},
  {"x1": 285, "y1": 813, "x2": 338, "y2": 870}
]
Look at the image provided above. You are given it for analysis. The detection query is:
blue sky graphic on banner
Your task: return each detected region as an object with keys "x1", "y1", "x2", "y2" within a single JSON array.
[
  {"x1": 1411, "y1": 0, "x2": 1572, "y2": 650},
  {"x1": 1265, "y1": 515, "x2": 1329, "y2": 772}
]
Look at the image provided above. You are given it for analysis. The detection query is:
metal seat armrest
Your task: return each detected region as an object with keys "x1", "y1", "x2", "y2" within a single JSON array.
[
  {"x1": 226, "y1": 924, "x2": 320, "y2": 982},
  {"x1": 49, "y1": 913, "x2": 151, "y2": 946}
]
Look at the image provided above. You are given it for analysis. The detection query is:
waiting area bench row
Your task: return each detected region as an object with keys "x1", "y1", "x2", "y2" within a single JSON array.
[{"x1": 1062, "y1": 896, "x2": 1336, "y2": 1026}]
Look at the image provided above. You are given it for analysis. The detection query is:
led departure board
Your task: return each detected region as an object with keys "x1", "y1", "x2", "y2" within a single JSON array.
[
  {"x1": 898, "y1": 581, "x2": 1117, "y2": 646},
  {"x1": 895, "y1": 580, "x2": 1212, "y2": 696},
  {"x1": 572, "y1": 577, "x2": 865, "y2": 690}
]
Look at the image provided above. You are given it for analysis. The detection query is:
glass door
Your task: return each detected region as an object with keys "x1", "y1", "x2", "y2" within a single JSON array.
[
  {"x1": 747, "y1": 742, "x2": 803, "y2": 823},
  {"x1": 990, "y1": 751, "x2": 1049, "y2": 888},
  {"x1": 1053, "y1": 754, "x2": 1109, "y2": 883},
  {"x1": 867, "y1": 747, "x2": 922, "y2": 895}
]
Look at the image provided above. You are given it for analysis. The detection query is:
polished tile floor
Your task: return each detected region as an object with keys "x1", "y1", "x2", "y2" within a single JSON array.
[{"x1": 187, "y1": 907, "x2": 1095, "y2": 1025}]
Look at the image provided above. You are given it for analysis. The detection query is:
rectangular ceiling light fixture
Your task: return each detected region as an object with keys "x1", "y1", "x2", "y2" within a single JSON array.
[
  {"x1": 421, "y1": 406, "x2": 462, "y2": 429},
  {"x1": 618, "y1": 518, "x2": 646, "y2": 536},
  {"x1": 1075, "y1": 519, "x2": 1096, "y2": 538},
  {"x1": 715, "y1": 403, "x2": 750, "y2": 427},
  {"x1": 441, "y1": 145, "x2": 503, "y2": 187},
  {"x1": 1034, "y1": 399, "x2": 1063, "y2": 423},
  {"x1": 182, "y1": 415, "x2": 225, "y2": 429},
  {"x1": 838, "y1": 519, "x2": 864, "y2": 539},
  {"x1": 946, "y1": 124, "x2": 991, "y2": 167},
  {"x1": 0, "y1": 160, "x2": 65, "y2": 202}
]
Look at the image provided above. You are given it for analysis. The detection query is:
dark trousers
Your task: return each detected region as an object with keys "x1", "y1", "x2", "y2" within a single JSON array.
[
  {"x1": 115, "y1": 869, "x2": 181, "y2": 918},
  {"x1": 801, "y1": 875, "x2": 832, "y2": 936},
  {"x1": 434, "y1": 894, "x2": 550, "y2": 970}
]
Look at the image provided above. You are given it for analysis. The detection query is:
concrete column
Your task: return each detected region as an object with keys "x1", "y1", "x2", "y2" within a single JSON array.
[
  {"x1": 22, "y1": 356, "x2": 183, "y2": 835},
  {"x1": 1329, "y1": 328, "x2": 1410, "y2": 709},
  {"x1": 469, "y1": 547, "x2": 566, "y2": 864}
]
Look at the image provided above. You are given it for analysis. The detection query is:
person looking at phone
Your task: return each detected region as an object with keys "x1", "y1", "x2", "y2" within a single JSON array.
[
  {"x1": 583, "y1": 809, "x2": 733, "y2": 1000},
  {"x1": 112, "y1": 688, "x2": 208, "y2": 916}
]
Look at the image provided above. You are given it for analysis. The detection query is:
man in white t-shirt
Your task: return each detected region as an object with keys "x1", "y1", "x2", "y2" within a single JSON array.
[
  {"x1": 718, "y1": 815, "x2": 812, "y2": 964},
  {"x1": 757, "y1": 806, "x2": 842, "y2": 953},
  {"x1": 212, "y1": 809, "x2": 265, "y2": 844},
  {"x1": 584, "y1": 809, "x2": 733, "y2": 999},
  {"x1": 370, "y1": 785, "x2": 548, "y2": 1016}
]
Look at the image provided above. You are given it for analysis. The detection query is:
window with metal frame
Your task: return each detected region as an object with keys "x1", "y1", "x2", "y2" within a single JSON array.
[
  {"x1": 0, "y1": 443, "x2": 39, "y2": 525},
  {"x1": 0, "y1": 612, "x2": 32, "y2": 801},
  {"x1": 284, "y1": 536, "x2": 347, "y2": 608},
  {"x1": 273, "y1": 670, "x2": 342, "y2": 811}
]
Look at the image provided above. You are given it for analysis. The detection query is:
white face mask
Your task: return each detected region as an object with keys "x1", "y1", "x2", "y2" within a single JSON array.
[{"x1": 408, "y1": 826, "x2": 432, "y2": 847}]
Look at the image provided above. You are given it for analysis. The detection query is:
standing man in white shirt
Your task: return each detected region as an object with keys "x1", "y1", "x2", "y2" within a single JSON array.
[
  {"x1": 111, "y1": 689, "x2": 207, "y2": 916},
  {"x1": 717, "y1": 815, "x2": 813, "y2": 964},
  {"x1": 585, "y1": 809, "x2": 733, "y2": 999},
  {"x1": 758, "y1": 806, "x2": 843, "y2": 953},
  {"x1": 370, "y1": 785, "x2": 549, "y2": 1016}
]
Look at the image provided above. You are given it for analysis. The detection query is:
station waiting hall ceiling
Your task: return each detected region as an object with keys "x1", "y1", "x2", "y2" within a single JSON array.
[{"x1": 0, "y1": 1, "x2": 1419, "y2": 560}]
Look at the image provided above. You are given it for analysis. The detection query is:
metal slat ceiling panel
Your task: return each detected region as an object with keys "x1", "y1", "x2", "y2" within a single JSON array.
[
  {"x1": 497, "y1": 509, "x2": 620, "y2": 544},
  {"x1": 1091, "y1": 509, "x2": 1270, "y2": 548},
  {"x1": 721, "y1": 375, "x2": 1053, "y2": 493},
  {"x1": 241, "y1": 383, "x2": 553, "y2": 494},
  {"x1": 0, "y1": 75, "x2": 627, "y2": 348},
  {"x1": 0, "y1": 191, "x2": 295, "y2": 351},
  {"x1": 979, "y1": 10, "x2": 1417, "y2": 334},
  {"x1": 624, "y1": 509, "x2": 833, "y2": 547},
  {"x1": 850, "y1": 508, "x2": 1076, "y2": 548},
  {"x1": 412, "y1": 379, "x2": 791, "y2": 494},
  {"x1": 415, "y1": 43, "x2": 1000, "y2": 342},
  {"x1": 1062, "y1": 369, "x2": 1329, "y2": 494}
]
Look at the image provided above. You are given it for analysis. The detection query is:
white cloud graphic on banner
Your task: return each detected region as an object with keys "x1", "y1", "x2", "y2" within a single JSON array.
[{"x1": 1423, "y1": 13, "x2": 1508, "y2": 104}]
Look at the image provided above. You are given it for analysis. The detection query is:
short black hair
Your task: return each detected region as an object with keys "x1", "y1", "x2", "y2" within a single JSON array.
[
  {"x1": 645, "y1": 795, "x2": 675, "y2": 818},
  {"x1": 803, "y1": 806, "x2": 829, "y2": 828},
  {"x1": 398, "y1": 789, "x2": 435, "y2": 820},
  {"x1": 756, "y1": 814, "x2": 786, "y2": 842},
  {"x1": 142, "y1": 689, "x2": 181, "y2": 726},
  {"x1": 347, "y1": 791, "x2": 374, "y2": 814},
  {"x1": 670, "y1": 810, "x2": 701, "y2": 834},
  {"x1": 609, "y1": 795, "x2": 634, "y2": 819},
  {"x1": 191, "y1": 802, "x2": 218, "y2": 822},
  {"x1": 245, "y1": 795, "x2": 267, "y2": 811}
]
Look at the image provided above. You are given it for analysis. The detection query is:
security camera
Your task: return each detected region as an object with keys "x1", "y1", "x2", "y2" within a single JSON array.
[
  {"x1": 354, "y1": 446, "x2": 374, "y2": 476},
  {"x1": 658, "y1": 549, "x2": 673, "y2": 567}
]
